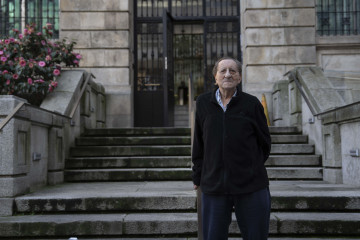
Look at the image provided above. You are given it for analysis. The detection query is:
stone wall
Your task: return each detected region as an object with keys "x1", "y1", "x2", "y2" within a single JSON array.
[
  {"x1": 0, "y1": 70, "x2": 105, "y2": 216},
  {"x1": 316, "y1": 35, "x2": 360, "y2": 72},
  {"x1": 60, "y1": 0, "x2": 132, "y2": 127},
  {"x1": 242, "y1": 0, "x2": 317, "y2": 123}
]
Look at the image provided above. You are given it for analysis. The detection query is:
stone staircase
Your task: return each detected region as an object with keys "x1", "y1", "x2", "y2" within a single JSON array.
[{"x1": 1, "y1": 127, "x2": 360, "y2": 239}]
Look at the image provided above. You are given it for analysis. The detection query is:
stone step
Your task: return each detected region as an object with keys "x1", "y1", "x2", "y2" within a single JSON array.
[
  {"x1": 75, "y1": 136, "x2": 191, "y2": 146},
  {"x1": 70, "y1": 146, "x2": 191, "y2": 157},
  {"x1": 14, "y1": 181, "x2": 360, "y2": 213},
  {"x1": 271, "y1": 135, "x2": 308, "y2": 143},
  {"x1": 84, "y1": 128, "x2": 191, "y2": 137},
  {"x1": 1, "y1": 212, "x2": 359, "y2": 237},
  {"x1": 266, "y1": 155, "x2": 321, "y2": 166},
  {"x1": 269, "y1": 126, "x2": 301, "y2": 134},
  {"x1": 11, "y1": 238, "x2": 358, "y2": 240},
  {"x1": 74, "y1": 135, "x2": 307, "y2": 147},
  {"x1": 267, "y1": 167, "x2": 323, "y2": 180},
  {"x1": 83, "y1": 127, "x2": 300, "y2": 137},
  {"x1": 64, "y1": 168, "x2": 192, "y2": 182},
  {"x1": 174, "y1": 115, "x2": 189, "y2": 121},
  {"x1": 65, "y1": 156, "x2": 192, "y2": 169},
  {"x1": 271, "y1": 144, "x2": 314, "y2": 154},
  {"x1": 65, "y1": 155, "x2": 320, "y2": 169},
  {"x1": 64, "y1": 167, "x2": 322, "y2": 182},
  {"x1": 70, "y1": 144, "x2": 314, "y2": 157}
]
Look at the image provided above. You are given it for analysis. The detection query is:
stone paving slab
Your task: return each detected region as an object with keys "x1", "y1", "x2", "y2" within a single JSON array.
[
  {"x1": 1, "y1": 212, "x2": 360, "y2": 237},
  {"x1": 13, "y1": 238, "x2": 360, "y2": 240},
  {"x1": 14, "y1": 181, "x2": 360, "y2": 199},
  {"x1": 13, "y1": 181, "x2": 360, "y2": 213}
]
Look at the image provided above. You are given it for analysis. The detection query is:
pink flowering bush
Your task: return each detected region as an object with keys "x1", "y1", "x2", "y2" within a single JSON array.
[{"x1": 0, "y1": 23, "x2": 81, "y2": 105}]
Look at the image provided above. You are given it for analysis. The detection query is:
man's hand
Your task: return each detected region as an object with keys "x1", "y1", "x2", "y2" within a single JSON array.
[{"x1": 194, "y1": 185, "x2": 199, "y2": 190}]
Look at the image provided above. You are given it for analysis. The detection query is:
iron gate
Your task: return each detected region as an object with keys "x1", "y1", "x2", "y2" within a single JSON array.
[{"x1": 134, "y1": 0, "x2": 241, "y2": 127}]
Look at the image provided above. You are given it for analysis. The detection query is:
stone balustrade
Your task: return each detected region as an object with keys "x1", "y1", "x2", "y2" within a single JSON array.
[
  {"x1": 272, "y1": 67, "x2": 360, "y2": 185},
  {"x1": 0, "y1": 70, "x2": 105, "y2": 216}
]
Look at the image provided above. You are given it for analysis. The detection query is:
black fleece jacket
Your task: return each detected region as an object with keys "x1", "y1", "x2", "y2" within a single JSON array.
[{"x1": 192, "y1": 86, "x2": 271, "y2": 194}]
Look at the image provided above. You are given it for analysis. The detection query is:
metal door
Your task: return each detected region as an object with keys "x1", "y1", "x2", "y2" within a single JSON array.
[{"x1": 134, "y1": 0, "x2": 241, "y2": 127}]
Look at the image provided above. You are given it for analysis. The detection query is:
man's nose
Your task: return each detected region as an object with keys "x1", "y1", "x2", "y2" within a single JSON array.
[{"x1": 225, "y1": 69, "x2": 231, "y2": 77}]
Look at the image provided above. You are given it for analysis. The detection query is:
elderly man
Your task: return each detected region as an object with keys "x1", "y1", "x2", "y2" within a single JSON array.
[{"x1": 192, "y1": 57, "x2": 271, "y2": 240}]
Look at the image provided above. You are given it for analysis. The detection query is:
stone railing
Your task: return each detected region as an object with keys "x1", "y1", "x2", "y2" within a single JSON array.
[
  {"x1": 0, "y1": 70, "x2": 105, "y2": 216},
  {"x1": 272, "y1": 67, "x2": 360, "y2": 185}
]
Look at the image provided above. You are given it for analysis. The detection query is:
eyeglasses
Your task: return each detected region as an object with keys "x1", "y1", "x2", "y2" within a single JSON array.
[{"x1": 217, "y1": 68, "x2": 238, "y2": 75}]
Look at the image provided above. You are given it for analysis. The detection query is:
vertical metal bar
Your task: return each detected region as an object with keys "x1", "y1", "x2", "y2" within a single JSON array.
[
  {"x1": 134, "y1": 0, "x2": 138, "y2": 93},
  {"x1": 327, "y1": 0, "x2": 330, "y2": 35},
  {"x1": 203, "y1": 0, "x2": 206, "y2": 16},
  {"x1": 355, "y1": 0, "x2": 359, "y2": 34}
]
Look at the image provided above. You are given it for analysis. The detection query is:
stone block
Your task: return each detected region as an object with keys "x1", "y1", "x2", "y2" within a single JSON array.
[
  {"x1": 29, "y1": 107, "x2": 53, "y2": 125},
  {"x1": 0, "y1": 119, "x2": 30, "y2": 175},
  {"x1": 48, "y1": 127, "x2": 64, "y2": 171},
  {"x1": 80, "y1": 86, "x2": 91, "y2": 117},
  {"x1": 245, "y1": 27, "x2": 315, "y2": 46},
  {"x1": 51, "y1": 114, "x2": 64, "y2": 128},
  {"x1": 320, "y1": 53, "x2": 360, "y2": 72},
  {"x1": 295, "y1": 67, "x2": 346, "y2": 114},
  {"x1": 341, "y1": 122, "x2": 360, "y2": 185},
  {"x1": 0, "y1": 198, "x2": 14, "y2": 216},
  {"x1": 301, "y1": 99, "x2": 323, "y2": 155},
  {"x1": 288, "y1": 79, "x2": 302, "y2": 127},
  {"x1": 0, "y1": 95, "x2": 27, "y2": 115},
  {"x1": 61, "y1": 12, "x2": 129, "y2": 30},
  {"x1": 322, "y1": 123, "x2": 342, "y2": 168},
  {"x1": 77, "y1": 49, "x2": 129, "y2": 67},
  {"x1": 91, "y1": 31, "x2": 129, "y2": 48},
  {"x1": 28, "y1": 125, "x2": 48, "y2": 190},
  {"x1": 96, "y1": 93, "x2": 106, "y2": 123},
  {"x1": 106, "y1": 92, "x2": 132, "y2": 116},
  {"x1": 245, "y1": 9, "x2": 315, "y2": 27},
  {"x1": 246, "y1": 66, "x2": 286, "y2": 84},
  {"x1": 89, "y1": 68, "x2": 130, "y2": 85},
  {"x1": 246, "y1": 46, "x2": 316, "y2": 65},
  {"x1": 47, "y1": 171, "x2": 64, "y2": 185},
  {"x1": 0, "y1": 176, "x2": 29, "y2": 197},
  {"x1": 272, "y1": 80, "x2": 289, "y2": 126},
  {"x1": 245, "y1": 0, "x2": 314, "y2": 9},
  {"x1": 61, "y1": 0, "x2": 129, "y2": 11},
  {"x1": 323, "y1": 168, "x2": 343, "y2": 184},
  {"x1": 105, "y1": 12, "x2": 130, "y2": 30},
  {"x1": 59, "y1": 31, "x2": 91, "y2": 48},
  {"x1": 41, "y1": 70, "x2": 84, "y2": 116}
]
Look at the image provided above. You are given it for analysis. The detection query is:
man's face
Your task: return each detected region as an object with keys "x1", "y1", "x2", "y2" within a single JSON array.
[{"x1": 214, "y1": 59, "x2": 242, "y2": 91}]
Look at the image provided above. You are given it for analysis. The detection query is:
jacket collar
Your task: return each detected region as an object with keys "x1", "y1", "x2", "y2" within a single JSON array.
[{"x1": 210, "y1": 85, "x2": 242, "y2": 104}]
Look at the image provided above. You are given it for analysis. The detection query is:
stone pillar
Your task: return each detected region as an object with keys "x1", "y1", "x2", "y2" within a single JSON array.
[
  {"x1": 60, "y1": 0, "x2": 132, "y2": 127},
  {"x1": 242, "y1": 0, "x2": 316, "y2": 122},
  {"x1": 288, "y1": 78, "x2": 302, "y2": 127},
  {"x1": 272, "y1": 80, "x2": 289, "y2": 126},
  {"x1": 322, "y1": 123, "x2": 343, "y2": 183},
  {"x1": 0, "y1": 96, "x2": 31, "y2": 199}
]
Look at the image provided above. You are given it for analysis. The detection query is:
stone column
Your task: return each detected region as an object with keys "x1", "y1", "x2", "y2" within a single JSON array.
[
  {"x1": 242, "y1": 0, "x2": 316, "y2": 123},
  {"x1": 60, "y1": 0, "x2": 132, "y2": 127},
  {"x1": 322, "y1": 123, "x2": 343, "y2": 183}
]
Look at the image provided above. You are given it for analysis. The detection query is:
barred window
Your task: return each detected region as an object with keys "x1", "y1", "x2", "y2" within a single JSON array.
[
  {"x1": 0, "y1": 0, "x2": 59, "y2": 38},
  {"x1": 316, "y1": 0, "x2": 360, "y2": 35}
]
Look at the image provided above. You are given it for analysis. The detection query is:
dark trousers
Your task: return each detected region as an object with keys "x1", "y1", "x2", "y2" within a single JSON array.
[{"x1": 201, "y1": 187, "x2": 271, "y2": 240}]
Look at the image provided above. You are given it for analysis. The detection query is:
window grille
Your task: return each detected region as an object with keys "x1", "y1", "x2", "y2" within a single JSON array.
[
  {"x1": 316, "y1": 0, "x2": 360, "y2": 35},
  {"x1": 0, "y1": 0, "x2": 59, "y2": 38}
]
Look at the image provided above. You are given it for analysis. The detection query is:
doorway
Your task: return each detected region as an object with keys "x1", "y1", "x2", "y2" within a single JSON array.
[{"x1": 134, "y1": 0, "x2": 240, "y2": 127}]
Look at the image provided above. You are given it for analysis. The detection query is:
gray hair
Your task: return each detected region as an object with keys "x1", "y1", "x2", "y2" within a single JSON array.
[{"x1": 212, "y1": 57, "x2": 242, "y2": 77}]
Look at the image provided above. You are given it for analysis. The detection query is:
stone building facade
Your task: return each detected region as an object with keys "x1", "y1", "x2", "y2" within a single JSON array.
[{"x1": 59, "y1": 0, "x2": 360, "y2": 127}]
